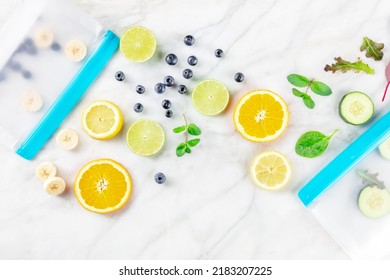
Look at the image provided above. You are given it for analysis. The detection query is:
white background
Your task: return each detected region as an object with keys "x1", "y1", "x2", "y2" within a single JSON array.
[{"x1": 0, "y1": 0, "x2": 389, "y2": 259}]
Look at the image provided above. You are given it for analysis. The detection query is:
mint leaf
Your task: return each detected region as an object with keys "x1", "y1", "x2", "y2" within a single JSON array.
[
  {"x1": 292, "y1": 88, "x2": 305, "y2": 97},
  {"x1": 324, "y1": 57, "x2": 375, "y2": 74},
  {"x1": 295, "y1": 129, "x2": 338, "y2": 158},
  {"x1": 188, "y1": 123, "x2": 201, "y2": 136},
  {"x1": 187, "y1": 138, "x2": 200, "y2": 147},
  {"x1": 176, "y1": 143, "x2": 186, "y2": 157},
  {"x1": 185, "y1": 145, "x2": 192, "y2": 154},
  {"x1": 310, "y1": 81, "x2": 332, "y2": 96},
  {"x1": 287, "y1": 74, "x2": 310, "y2": 87},
  {"x1": 360, "y1": 37, "x2": 384, "y2": 61},
  {"x1": 173, "y1": 125, "x2": 186, "y2": 133},
  {"x1": 302, "y1": 95, "x2": 315, "y2": 109}
]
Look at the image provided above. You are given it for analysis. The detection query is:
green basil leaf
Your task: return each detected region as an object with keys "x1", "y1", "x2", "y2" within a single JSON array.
[
  {"x1": 187, "y1": 138, "x2": 200, "y2": 147},
  {"x1": 292, "y1": 88, "x2": 305, "y2": 97},
  {"x1": 173, "y1": 125, "x2": 186, "y2": 133},
  {"x1": 302, "y1": 95, "x2": 315, "y2": 109},
  {"x1": 188, "y1": 123, "x2": 201, "y2": 136},
  {"x1": 295, "y1": 130, "x2": 338, "y2": 158},
  {"x1": 310, "y1": 81, "x2": 332, "y2": 96},
  {"x1": 176, "y1": 143, "x2": 186, "y2": 157},
  {"x1": 185, "y1": 145, "x2": 192, "y2": 154},
  {"x1": 287, "y1": 74, "x2": 310, "y2": 87}
]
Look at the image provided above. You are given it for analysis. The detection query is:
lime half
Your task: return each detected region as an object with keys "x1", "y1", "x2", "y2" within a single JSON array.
[
  {"x1": 120, "y1": 26, "x2": 157, "y2": 62},
  {"x1": 192, "y1": 80, "x2": 230, "y2": 115},
  {"x1": 126, "y1": 119, "x2": 165, "y2": 156}
]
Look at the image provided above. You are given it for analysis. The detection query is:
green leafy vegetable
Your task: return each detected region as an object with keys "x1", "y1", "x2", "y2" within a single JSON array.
[
  {"x1": 360, "y1": 37, "x2": 384, "y2": 61},
  {"x1": 287, "y1": 74, "x2": 310, "y2": 87},
  {"x1": 302, "y1": 95, "x2": 315, "y2": 109},
  {"x1": 187, "y1": 138, "x2": 200, "y2": 147},
  {"x1": 173, "y1": 125, "x2": 186, "y2": 133},
  {"x1": 188, "y1": 124, "x2": 201, "y2": 136},
  {"x1": 292, "y1": 88, "x2": 305, "y2": 97},
  {"x1": 287, "y1": 74, "x2": 332, "y2": 110},
  {"x1": 324, "y1": 57, "x2": 375, "y2": 74},
  {"x1": 356, "y1": 169, "x2": 386, "y2": 189},
  {"x1": 173, "y1": 114, "x2": 202, "y2": 157},
  {"x1": 310, "y1": 81, "x2": 332, "y2": 96},
  {"x1": 295, "y1": 129, "x2": 339, "y2": 158},
  {"x1": 176, "y1": 143, "x2": 187, "y2": 157}
]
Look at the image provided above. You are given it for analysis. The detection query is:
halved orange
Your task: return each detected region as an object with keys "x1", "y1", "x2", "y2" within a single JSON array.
[
  {"x1": 233, "y1": 90, "x2": 289, "y2": 142},
  {"x1": 74, "y1": 159, "x2": 132, "y2": 214}
]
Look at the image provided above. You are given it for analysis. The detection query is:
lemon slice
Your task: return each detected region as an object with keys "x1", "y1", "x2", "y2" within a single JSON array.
[
  {"x1": 82, "y1": 100, "x2": 123, "y2": 140},
  {"x1": 250, "y1": 150, "x2": 292, "y2": 191},
  {"x1": 120, "y1": 26, "x2": 157, "y2": 62},
  {"x1": 126, "y1": 119, "x2": 165, "y2": 156},
  {"x1": 74, "y1": 158, "x2": 132, "y2": 214},
  {"x1": 192, "y1": 80, "x2": 230, "y2": 115}
]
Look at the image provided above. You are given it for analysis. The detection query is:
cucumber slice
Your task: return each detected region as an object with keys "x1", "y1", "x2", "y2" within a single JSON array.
[
  {"x1": 339, "y1": 91, "x2": 374, "y2": 125},
  {"x1": 358, "y1": 185, "x2": 390, "y2": 218},
  {"x1": 378, "y1": 137, "x2": 390, "y2": 160}
]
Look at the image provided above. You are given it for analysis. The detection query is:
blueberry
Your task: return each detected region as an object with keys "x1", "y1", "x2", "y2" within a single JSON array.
[
  {"x1": 162, "y1": 99, "x2": 172, "y2": 109},
  {"x1": 136, "y1": 85, "x2": 145, "y2": 94},
  {"x1": 234, "y1": 72, "x2": 245, "y2": 83},
  {"x1": 177, "y1": 84, "x2": 188, "y2": 94},
  {"x1": 165, "y1": 53, "x2": 178, "y2": 65},
  {"x1": 23, "y1": 38, "x2": 37, "y2": 55},
  {"x1": 51, "y1": 42, "x2": 61, "y2": 51},
  {"x1": 8, "y1": 60, "x2": 21, "y2": 71},
  {"x1": 22, "y1": 70, "x2": 32, "y2": 79},
  {"x1": 165, "y1": 109, "x2": 173, "y2": 118},
  {"x1": 182, "y1": 69, "x2": 193, "y2": 79},
  {"x1": 154, "y1": 172, "x2": 166, "y2": 184},
  {"x1": 184, "y1": 35, "x2": 195, "y2": 46},
  {"x1": 187, "y1": 55, "x2": 198, "y2": 66},
  {"x1": 115, "y1": 71, "x2": 125, "y2": 81},
  {"x1": 155, "y1": 83, "x2": 166, "y2": 94},
  {"x1": 164, "y1": 76, "x2": 175, "y2": 87},
  {"x1": 133, "y1": 103, "x2": 144, "y2": 113},
  {"x1": 214, "y1": 49, "x2": 223, "y2": 58}
]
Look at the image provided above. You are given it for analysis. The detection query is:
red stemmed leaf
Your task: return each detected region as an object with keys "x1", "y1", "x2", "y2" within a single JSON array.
[{"x1": 383, "y1": 62, "x2": 390, "y2": 102}]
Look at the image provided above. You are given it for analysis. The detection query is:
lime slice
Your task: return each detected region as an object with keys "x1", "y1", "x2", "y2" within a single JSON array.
[
  {"x1": 126, "y1": 119, "x2": 165, "y2": 156},
  {"x1": 120, "y1": 26, "x2": 157, "y2": 62},
  {"x1": 192, "y1": 80, "x2": 230, "y2": 115}
]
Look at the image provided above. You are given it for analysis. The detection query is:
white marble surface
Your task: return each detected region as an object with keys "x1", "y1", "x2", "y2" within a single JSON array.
[{"x1": 0, "y1": 0, "x2": 389, "y2": 259}]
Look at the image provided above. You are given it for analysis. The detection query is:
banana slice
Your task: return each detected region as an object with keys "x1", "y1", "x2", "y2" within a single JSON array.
[
  {"x1": 35, "y1": 161, "x2": 57, "y2": 182},
  {"x1": 34, "y1": 28, "x2": 54, "y2": 48},
  {"x1": 21, "y1": 90, "x2": 44, "y2": 112},
  {"x1": 43, "y1": 176, "x2": 66, "y2": 196},
  {"x1": 56, "y1": 128, "x2": 79, "y2": 151},
  {"x1": 64, "y1": 40, "x2": 87, "y2": 62}
]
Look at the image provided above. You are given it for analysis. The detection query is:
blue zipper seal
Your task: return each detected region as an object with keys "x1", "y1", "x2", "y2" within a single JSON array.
[
  {"x1": 16, "y1": 30, "x2": 119, "y2": 160},
  {"x1": 298, "y1": 110, "x2": 390, "y2": 207}
]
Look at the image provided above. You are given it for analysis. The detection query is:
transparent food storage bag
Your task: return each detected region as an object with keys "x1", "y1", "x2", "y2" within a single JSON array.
[
  {"x1": 298, "y1": 110, "x2": 390, "y2": 259},
  {"x1": 0, "y1": 0, "x2": 119, "y2": 160}
]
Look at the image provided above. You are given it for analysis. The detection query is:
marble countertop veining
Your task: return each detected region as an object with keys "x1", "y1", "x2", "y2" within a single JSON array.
[{"x1": 0, "y1": 0, "x2": 389, "y2": 259}]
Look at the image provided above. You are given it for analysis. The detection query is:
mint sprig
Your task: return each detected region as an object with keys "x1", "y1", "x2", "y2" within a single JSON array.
[
  {"x1": 173, "y1": 114, "x2": 201, "y2": 157},
  {"x1": 287, "y1": 74, "x2": 332, "y2": 109}
]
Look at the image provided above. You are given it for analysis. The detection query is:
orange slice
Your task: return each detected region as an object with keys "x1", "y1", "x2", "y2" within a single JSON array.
[
  {"x1": 233, "y1": 90, "x2": 289, "y2": 142},
  {"x1": 74, "y1": 159, "x2": 132, "y2": 214}
]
